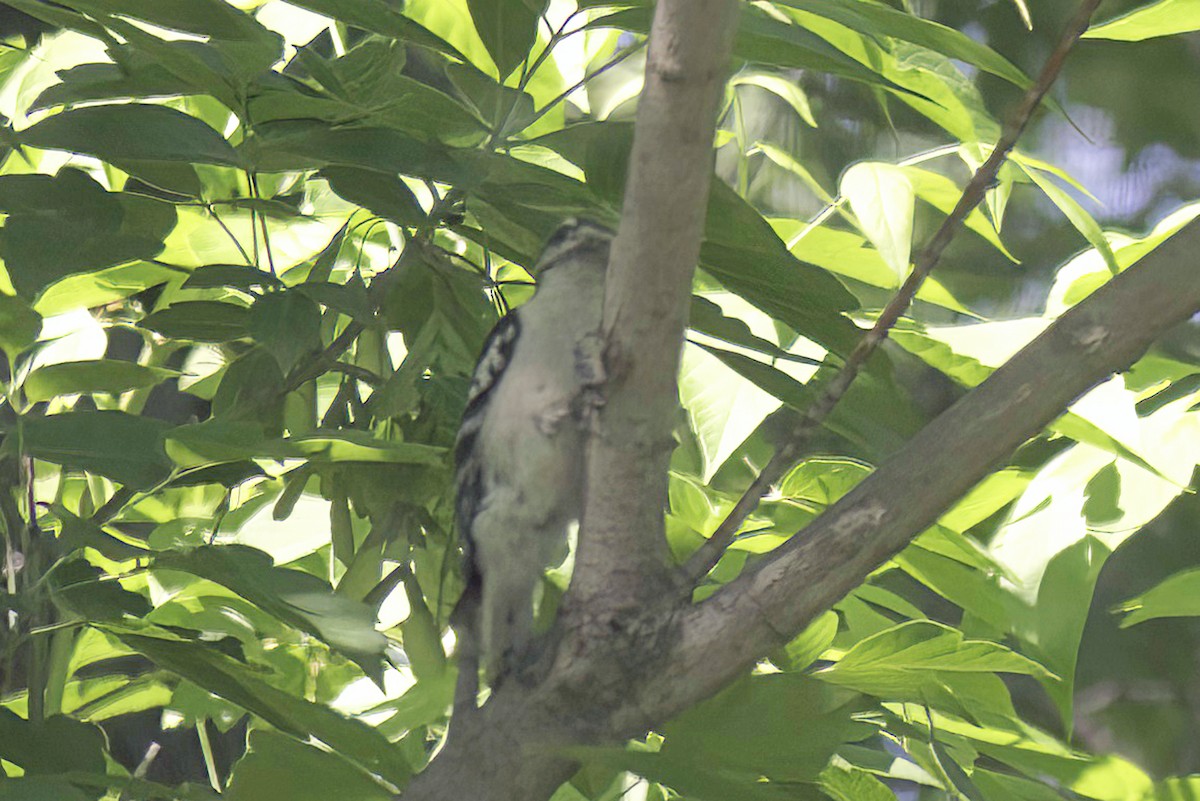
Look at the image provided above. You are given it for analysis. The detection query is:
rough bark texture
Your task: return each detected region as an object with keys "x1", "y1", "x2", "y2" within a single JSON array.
[{"x1": 568, "y1": 0, "x2": 742, "y2": 619}]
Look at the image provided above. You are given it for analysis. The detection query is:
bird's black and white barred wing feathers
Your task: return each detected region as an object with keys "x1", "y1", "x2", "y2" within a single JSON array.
[{"x1": 454, "y1": 309, "x2": 522, "y2": 571}]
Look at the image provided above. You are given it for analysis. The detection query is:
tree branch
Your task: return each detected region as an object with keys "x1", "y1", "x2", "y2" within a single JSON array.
[
  {"x1": 681, "y1": 0, "x2": 1104, "y2": 584},
  {"x1": 636, "y1": 218, "x2": 1200, "y2": 719},
  {"x1": 568, "y1": 0, "x2": 742, "y2": 617}
]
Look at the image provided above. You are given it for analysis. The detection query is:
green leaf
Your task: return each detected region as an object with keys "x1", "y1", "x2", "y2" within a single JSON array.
[
  {"x1": 290, "y1": 431, "x2": 446, "y2": 465},
  {"x1": 140, "y1": 300, "x2": 251, "y2": 342},
  {"x1": 32, "y1": 59, "x2": 194, "y2": 111},
  {"x1": 0, "y1": 170, "x2": 176, "y2": 298},
  {"x1": 296, "y1": 278, "x2": 374, "y2": 324},
  {"x1": 25, "y1": 360, "x2": 175, "y2": 402},
  {"x1": 679, "y1": 344, "x2": 781, "y2": 483},
  {"x1": 660, "y1": 673, "x2": 876, "y2": 782},
  {"x1": 17, "y1": 411, "x2": 174, "y2": 489},
  {"x1": 818, "y1": 620, "x2": 1053, "y2": 722},
  {"x1": 48, "y1": 558, "x2": 152, "y2": 621},
  {"x1": 1115, "y1": 568, "x2": 1200, "y2": 627},
  {"x1": 104, "y1": 626, "x2": 412, "y2": 788},
  {"x1": 0, "y1": 776, "x2": 92, "y2": 801},
  {"x1": 1145, "y1": 777, "x2": 1200, "y2": 801},
  {"x1": 226, "y1": 729, "x2": 395, "y2": 801},
  {"x1": 731, "y1": 71, "x2": 817, "y2": 127},
  {"x1": 823, "y1": 620, "x2": 1053, "y2": 683},
  {"x1": 0, "y1": 293, "x2": 42, "y2": 361},
  {"x1": 320, "y1": 167, "x2": 427, "y2": 227},
  {"x1": 703, "y1": 181, "x2": 861, "y2": 356},
  {"x1": 250, "y1": 292, "x2": 323, "y2": 374},
  {"x1": 372, "y1": 670, "x2": 457, "y2": 739},
  {"x1": 840, "y1": 162, "x2": 914, "y2": 281},
  {"x1": 780, "y1": 611, "x2": 839, "y2": 671},
  {"x1": 241, "y1": 121, "x2": 465, "y2": 180},
  {"x1": 62, "y1": 0, "x2": 277, "y2": 42},
  {"x1": 52, "y1": 503, "x2": 149, "y2": 562},
  {"x1": 467, "y1": 0, "x2": 549, "y2": 79},
  {"x1": 166, "y1": 420, "x2": 294, "y2": 467},
  {"x1": 903, "y1": 167, "x2": 1019, "y2": 262},
  {"x1": 183, "y1": 265, "x2": 283, "y2": 292},
  {"x1": 153, "y1": 545, "x2": 388, "y2": 682},
  {"x1": 1023, "y1": 166, "x2": 1119, "y2": 275},
  {"x1": 34, "y1": 261, "x2": 182, "y2": 317},
  {"x1": 593, "y1": 6, "x2": 916, "y2": 97},
  {"x1": 0, "y1": 708, "x2": 107, "y2": 774},
  {"x1": 1084, "y1": 0, "x2": 1200, "y2": 41},
  {"x1": 285, "y1": 0, "x2": 419, "y2": 41},
  {"x1": 776, "y1": 0, "x2": 1034, "y2": 90},
  {"x1": 212, "y1": 347, "x2": 287, "y2": 426},
  {"x1": 21, "y1": 104, "x2": 241, "y2": 166},
  {"x1": 818, "y1": 762, "x2": 896, "y2": 801}
]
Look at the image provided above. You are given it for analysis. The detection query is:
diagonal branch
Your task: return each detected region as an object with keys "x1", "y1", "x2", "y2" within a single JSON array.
[
  {"x1": 640, "y1": 217, "x2": 1200, "y2": 719},
  {"x1": 681, "y1": 0, "x2": 1104, "y2": 585}
]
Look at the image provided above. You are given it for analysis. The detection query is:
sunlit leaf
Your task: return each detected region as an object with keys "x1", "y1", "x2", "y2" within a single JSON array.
[
  {"x1": 1084, "y1": 0, "x2": 1200, "y2": 41},
  {"x1": 840, "y1": 162, "x2": 914, "y2": 281},
  {"x1": 1115, "y1": 568, "x2": 1200, "y2": 627}
]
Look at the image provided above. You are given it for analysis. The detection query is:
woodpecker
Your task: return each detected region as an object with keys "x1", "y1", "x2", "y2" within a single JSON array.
[{"x1": 454, "y1": 218, "x2": 614, "y2": 680}]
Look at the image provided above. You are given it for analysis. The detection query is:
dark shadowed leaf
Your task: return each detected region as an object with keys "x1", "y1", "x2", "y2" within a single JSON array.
[
  {"x1": 105, "y1": 626, "x2": 412, "y2": 787},
  {"x1": 644, "y1": 674, "x2": 875, "y2": 789},
  {"x1": 52, "y1": 504, "x2": 149, "y2": 561},
  {"x1": 226, "y1": 729, "x2": 395, "y2": 801},
  {"x1": 296, "y1": 278, "x2": 373, "y2": 323},
  {"x1": 25, "y1": 360, "x2": 176, "y2": 402},
  {"x1": 47, "y1": 558, "x2": 152, "y2": 620},
  {"x1": 21, "y1": 104, "x2": 241, "y2": 166},
  {"x1": 321, "y1": 166, "x2": 427, "y2": 226},
  {"x1": 703, "y1": 182, "x2": 860, "y2": 356},
  {"x1": 17, "y1": 411, "x2": 174, "y2": 489},
  {"x1": 141, "y1": 301, "x2": 251, "y2": 342},
  {"x1": 63, "y1": 0, "x2": 277, "y2": 42},
  {"x1": 212, "y1": 347, "x2": 287, "y2": 428},
  {"x1": 467, "y1": 0, "x2": 549, "y2": 79},
  {"x1": 183, "y1": 265, "x2": 283, "y2": 292},
  {"x1": 0, "y1": 293, "x2": 41, "y2": 360},
  {"x1": 241, "y1": 121, "x2": 466, "y2": 181},
  {"x1": 285, "y1": 0, "x2": 413, "y2": 40},
  {"x1": 153, "y1": 545, "x2": 388, "y2": 682},
  {"x1": 250, "y1": 292, "x2": 323, "y2": 374},
  {"x1": 32, "y1": 59, "x2": 196, "y2": 111},
  {"x1": 0, "y1": 170, "x2": 176, "y2": 298},
  {"x1": 0, "y1": 776, "x2": 92, "y2": 801},
  {"x1": 0, "y1": 708, "x2": 107, "y2": 774}
]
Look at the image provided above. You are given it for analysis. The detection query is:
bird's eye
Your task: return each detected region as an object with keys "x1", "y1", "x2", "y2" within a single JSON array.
[{"x1": 544, "y1": 225, "x2": 575, "y2": 250}]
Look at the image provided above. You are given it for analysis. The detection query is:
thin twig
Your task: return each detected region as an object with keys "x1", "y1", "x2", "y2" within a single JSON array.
[
  {"x1": 282, "y1": 321, "x2": 365, "y2": 394},
  {"x1": 205, "y1": 203, "x2": 255, "y2": 266},
  {"x1": 249, "y1": 172, "x2": 278, "y2": 276},
  {"x1": 680, "y1": 0, "x2": 1102, "y2": 585},
  {"x1": 526, "y1": 40, "x2": 646, "y2": 129}
]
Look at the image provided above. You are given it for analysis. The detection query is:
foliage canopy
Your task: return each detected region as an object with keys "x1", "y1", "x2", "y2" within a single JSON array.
[{"x1": 0, "y1": 1, "x2": 1199, "y2": 800}]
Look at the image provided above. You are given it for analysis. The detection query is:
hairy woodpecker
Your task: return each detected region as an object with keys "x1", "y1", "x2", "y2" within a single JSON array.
[{"x1": 454, "y1": 218, "x2": 614, "y2": 679}]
